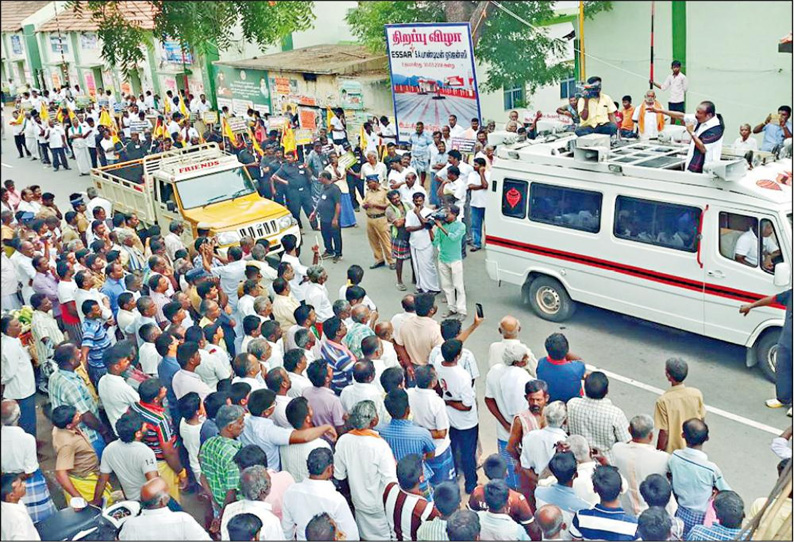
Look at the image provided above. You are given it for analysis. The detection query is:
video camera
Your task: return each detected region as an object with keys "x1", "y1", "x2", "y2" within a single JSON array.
[
  {"x1": 576, "y1": 80, "x2": 602, "y2": 100},
  {"x1": 425, "y1": 208, "x2": 448, "y2": 228}
]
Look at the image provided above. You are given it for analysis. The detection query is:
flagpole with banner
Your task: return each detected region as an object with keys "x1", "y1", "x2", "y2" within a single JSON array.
[{"x1": 650, "y1": 0, "x2": 655, "y2": 89}]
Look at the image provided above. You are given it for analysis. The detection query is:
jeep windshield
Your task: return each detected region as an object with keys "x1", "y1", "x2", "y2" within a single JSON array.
[{"x1": 176, "y1": 168, "x2": 257, "y2": 209}]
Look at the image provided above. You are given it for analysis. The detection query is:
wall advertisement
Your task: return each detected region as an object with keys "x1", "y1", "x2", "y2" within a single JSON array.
[
  {"x1": 214, "y1": 64, "x2": 272, "y2": 116},
  {"x1": 385, "y1": 23, "x2": 481, "y2": 142}
]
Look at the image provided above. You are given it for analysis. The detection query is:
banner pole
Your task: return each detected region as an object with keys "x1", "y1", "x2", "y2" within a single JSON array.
[{"x1": 650, "y1": 0, "x2": 655, "y2": 89}]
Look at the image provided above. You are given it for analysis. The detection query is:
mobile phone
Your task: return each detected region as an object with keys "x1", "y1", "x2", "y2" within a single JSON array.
[{"x1": 475, "y1": 303, "x2": 484, "y2": 318}]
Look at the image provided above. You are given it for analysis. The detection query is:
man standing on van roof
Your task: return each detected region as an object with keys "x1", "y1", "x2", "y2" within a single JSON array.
[{"x1": 648, "y1": 101, "x2": 724, "y2": 173}]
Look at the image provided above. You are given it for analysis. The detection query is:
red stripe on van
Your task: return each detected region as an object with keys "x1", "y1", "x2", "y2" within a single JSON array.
[{"x1": 485, "y1": 235, "x2": 786, "y2": 309}]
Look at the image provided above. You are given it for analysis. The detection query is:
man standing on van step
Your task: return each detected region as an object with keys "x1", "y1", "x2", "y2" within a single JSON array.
[
  {"x1": 433, "y1": 205, "x2": 467, "y2": 319},
  {"x1": 741, "y1": 289, "x2": 793, "y2": 417}
]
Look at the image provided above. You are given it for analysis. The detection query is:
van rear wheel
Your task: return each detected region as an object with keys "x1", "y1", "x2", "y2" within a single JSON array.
[
  {"x1": 527, "y1": 276, "x2": 576, "y2": 322},
  {"x1": 756, "y1": 331, "x2": 780, "y2": 383}
]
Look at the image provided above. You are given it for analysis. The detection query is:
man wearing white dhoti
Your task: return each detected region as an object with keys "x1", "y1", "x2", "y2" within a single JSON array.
[
  {"x1": 405, "y1": 192, "x2": 440, "y2": 294},
  {"x1": 68, "y1": 118, "x2": 92, "y2": 176}
]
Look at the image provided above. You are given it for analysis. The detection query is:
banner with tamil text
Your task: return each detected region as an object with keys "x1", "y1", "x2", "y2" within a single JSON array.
[{"x1": 385, "y1": 23, "x2": 481, "y2": 143}]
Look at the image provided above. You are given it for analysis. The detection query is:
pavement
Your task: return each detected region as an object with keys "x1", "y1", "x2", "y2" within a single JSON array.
[{"x1": 2, "y1": 111, "x2": 789, "y2": 519}]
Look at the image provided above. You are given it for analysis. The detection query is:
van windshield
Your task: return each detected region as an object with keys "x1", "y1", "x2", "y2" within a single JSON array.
[{"x1": 176, "y1": 168, "x2": 256, "y2": 209}]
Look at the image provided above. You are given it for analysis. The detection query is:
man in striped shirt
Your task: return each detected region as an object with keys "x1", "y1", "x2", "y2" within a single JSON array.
[
  {"x1": 570, "y1": 465, "x2": 638, "y2": 541},
  {"x1": 384, "y1": 454, "x2": 439, "y2": 541},
  {"x1": 319, "y1": 316, "x2": 356, "y2": 394}
]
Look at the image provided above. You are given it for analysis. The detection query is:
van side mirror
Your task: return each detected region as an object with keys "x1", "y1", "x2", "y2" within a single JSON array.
[
  {"x1": 774, "y1": 263, "x2": 791, "y2": 287},
  {"x1": 166, "y1": 201, "x2": 176, "y2": 212}
]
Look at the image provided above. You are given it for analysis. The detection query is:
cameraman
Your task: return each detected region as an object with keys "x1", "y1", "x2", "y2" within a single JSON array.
[
  {"x1": 575, "y1": 76, "x2": 618, "y2": 137},
  {"x1": 432, "y1": 204, "x2": 467, "y2": 319}
]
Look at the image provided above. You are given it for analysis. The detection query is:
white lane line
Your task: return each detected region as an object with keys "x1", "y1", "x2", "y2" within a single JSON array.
[
  {"x1": 586, "y1": 364, "x2": 781, "y2": 435},
  {"x1": 1, "y1": 163, "x2": 12, "y2": 168}
]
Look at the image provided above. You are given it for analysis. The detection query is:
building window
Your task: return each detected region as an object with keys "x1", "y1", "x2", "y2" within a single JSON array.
[
  {"x1": 503, "y1": 83, "x2": 525, "y2": 111},
  {"x1": 560, "y1": 77, "x2": 577, "y2": 99},
  {"x1": 530, "y1": 183, "x2": 602, "y2": 233},
  {"x1": 614, "y1": 196, "x2": 701, "y2": 252},
  {"x1": 50, "y1": 35, "x2": 68, "y2": 55}
]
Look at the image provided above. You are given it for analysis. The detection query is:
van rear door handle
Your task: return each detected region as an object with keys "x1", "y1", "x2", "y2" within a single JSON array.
[{"x1": 707, "y1": 270, "x2": 725, "y2": 279}]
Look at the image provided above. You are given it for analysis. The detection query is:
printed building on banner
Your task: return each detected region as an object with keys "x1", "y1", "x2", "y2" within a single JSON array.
[{"x1": 385, "y1": 23, "x2": 482, "y2": 143}]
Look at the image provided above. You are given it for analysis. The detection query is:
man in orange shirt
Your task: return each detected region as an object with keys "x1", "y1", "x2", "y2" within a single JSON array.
[{"x1": 619, "y1": 95, "x2": 637, "y2": 139}]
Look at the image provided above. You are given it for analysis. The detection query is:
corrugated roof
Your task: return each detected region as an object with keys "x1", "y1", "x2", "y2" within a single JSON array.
[
  {"x1": 0, "y1": 1, "x2": 51, "y2": 32},
  {"x1": 37, "y1": 1, "x2": 156, "y2": 32},
  {"x1": 215, "y1": 44, "x2": 387, "y2": 76}
]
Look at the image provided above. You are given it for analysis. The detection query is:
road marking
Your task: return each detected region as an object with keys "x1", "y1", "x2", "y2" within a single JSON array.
[
  {"x1": 586, "y1": 364, "x2": 781, "y2": 435},
  {"x1": 1, "y1": 163, "x2": 12, "y2": 168}
]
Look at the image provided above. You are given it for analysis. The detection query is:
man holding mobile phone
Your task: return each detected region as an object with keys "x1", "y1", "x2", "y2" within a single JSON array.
[{"x1": 752, "y1": 105, "x2": 792, "y2": 152}]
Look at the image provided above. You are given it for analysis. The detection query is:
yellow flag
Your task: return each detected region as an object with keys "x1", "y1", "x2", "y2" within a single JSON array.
[
  {"x1": 153, "y1": 118, "x2": 165, "y2": 139},
  {"x1": 359, "y1": 125, "x2": 367, "y2": 150},
  {"x1": 56, "y1": 108, "x2": 65, "y2": 123},
  {"x1": 98, "y1": 108, "x2": 114, "y2": 128},
  {"x1": 40, "y1": 103, "x2": 49, "y2": 122},
  {"x1": 327, "y1": 106, "x2": 333, "y2": 132},
  {"x1": 222, "y1": 117, "x2": 235, "y2": 142},
  {"x1": 164, "y1": 97, "x2": 172, "y2": 114},
  {"x1": 282, "y1": 125, "x2": 296, "y2": 154},
  {"x1": 178, "y1": 95, "x2": 188, "y2": 116},
  {"x1": 247, "y1": 128, "x2": 263, "y2": 156}
]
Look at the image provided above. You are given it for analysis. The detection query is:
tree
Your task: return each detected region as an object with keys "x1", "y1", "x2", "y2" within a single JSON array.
[
  {"x1": 346, "y1": 1, "x2": 612, "y2": 94},
  {"x1": 69, "y1": 1, "x2": 316, "y2": 76}
]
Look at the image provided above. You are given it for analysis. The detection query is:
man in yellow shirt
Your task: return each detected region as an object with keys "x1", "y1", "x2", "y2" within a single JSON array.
[{"x1": 575, "y1": 76, "x2": 618, "y2": 137}]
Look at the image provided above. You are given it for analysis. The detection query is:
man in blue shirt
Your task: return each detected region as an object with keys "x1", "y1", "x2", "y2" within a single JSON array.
[
  {"x1": 100, "y1": 261, "x2": 126, "y2": 319},
  {"x1": 536, "y1": 333, "x2": 587, "y2": 404},
  {"x1": 753, "y1": 105, "x2": 792, "y2": 151},
  {"x1": 155, "y1": 331, "x2": 182, "y2": 423},
  {"x1": 380, "y1": 389, "x2": 436, "y2": 499},
  {"x1": 569, "y1": 465, "x2": 638, "y2": 541}
]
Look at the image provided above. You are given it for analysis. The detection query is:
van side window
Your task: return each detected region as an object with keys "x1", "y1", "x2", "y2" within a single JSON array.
[
  {"x1": 158, "y1": 180, "x2": 175, "y2": 206},
  {"x1": 502, "y1": 179, "x2": 528, "y2": 219},
  {"x1": 760, "y1": 219, "x2": 783, "y2": 273},
  {"x1": 718, "y1": 212, "x2": 759, "y2": 267},
  {"x1": 529, "y1": 183, "x2": 602, "y2": 233},
  {"x1": 614, "y1": 197, "x2": 700, "y2": 252}
]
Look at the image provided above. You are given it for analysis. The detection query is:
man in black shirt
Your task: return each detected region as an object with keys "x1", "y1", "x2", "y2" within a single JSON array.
[
  {"x1": 311, "y1": 171, "x2": 343, "y2": 262},
  {"x1": 272, "y1": 150, "x2": 316, "y2": 230}
]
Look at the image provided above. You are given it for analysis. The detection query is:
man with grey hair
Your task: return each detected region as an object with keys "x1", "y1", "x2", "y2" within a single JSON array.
[
  {"x1": 253, "y1": 296, "x2": 272, "y2": 325},
  {"x1": 85, "y1": 186, "x2": 112, "y2": 220},
  {"x1": 220, "y1": 465, "x2": 283, "y2": 540},
  {"x1": 249, "y1": 244, "x2": 277, "y2": 292},
  {"x1": 294, "y1": 328, "x2": 317, "y2": 363},
  {"x1": 332, "y1": 299, "x2": 353, "y2": 327},
  {"x1": 248, "y1": 338, "x2": 273, "y2": 372},
  {"x1": 1, "y1": 399, "x2": 57, "y2": 523},
  {"x1": 343, "y1": 304, "x2": 377, "y2": 359},
  {"x1": 118, "y1": 477, "x2": 210, "y2": 540},
  {"x1": 534, "y1": 504, "x2": 565, "y2": 541},
  {"x1": 199, "y1": 404, "x2": 246, "y2": 508},
  {"x1": 612, "y1": 414, "x2": 671, "y2": 515},
  {"x1": 334, "y1": 400, "x2": 397, "y2": 540},
  {"x1": 164, "y1": 220, "x2": 186, "y2": 261},
  {"x1": 519, "y1": 401, "x2": 567, "y2": 487},
  {"x1": 500, "y1": 342, "x2": 535, "y2": 422},
  {"x1": 118, "y1": 228, "x2": 146, "y2": 272},
  {"x1": 304, "y1": 265, "x2": 333, "y2": 323}
]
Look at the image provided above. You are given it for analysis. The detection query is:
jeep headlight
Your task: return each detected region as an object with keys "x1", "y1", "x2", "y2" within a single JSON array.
[
  {"x1": 215, "y1": 231, "x2": 241, "y2": 246},
  {"x1": 278, "y1": 215, "x2": 295, "y2": 230}
]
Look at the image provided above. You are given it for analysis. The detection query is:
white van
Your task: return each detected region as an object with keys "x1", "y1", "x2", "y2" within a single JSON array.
[{"x1": 484, "y1": 136, "x2": 792, "y2": 381}]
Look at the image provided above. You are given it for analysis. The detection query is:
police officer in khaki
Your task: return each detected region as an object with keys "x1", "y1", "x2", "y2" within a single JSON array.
[{"x1": 361, "y1": 177, "x2": 394, "y2": 269}]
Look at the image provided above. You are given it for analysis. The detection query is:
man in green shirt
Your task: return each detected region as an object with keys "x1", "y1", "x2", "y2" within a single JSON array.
[
  {"x1": 198, "y1": 404, "x2": 244, "y2": 508},
  {"x1": 432, "y1": 205, "x2": 467, "y2": 319}
]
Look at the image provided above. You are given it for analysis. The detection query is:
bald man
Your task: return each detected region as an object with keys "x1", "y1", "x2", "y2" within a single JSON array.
[
  {"x1": 488, "y1": 316, "x2": 537, "y2": 375},
  {"x1": 118, "y1": 477, "x2": 210, "y2": 540},
  {"x1": 535, "y1": 504, "x2": 566, "y2": 540}
]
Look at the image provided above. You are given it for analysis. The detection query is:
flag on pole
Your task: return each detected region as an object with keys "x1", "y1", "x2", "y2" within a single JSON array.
[
  {"x1": 178, "y1": 95, "x2": 188, "y2": 116},
  {"x1": 164, "y1": 97, "x2": 172, "y2": 115},
  {"x1": 326, "y1": 106, "x2": 334, "y2": 132},
  {"x1": 153, "y1": 118, "x2": 165, "y2": 139},
  {"x1": 248, "y1": 128, "x2": 264, "y2": 156},
  {"x1": 98, "y1": 108, "x2": 114, "y2": 128},
  {"x1": 40, "y1": 103, "x2": 49, "y2": 122},
  {"x1": 222, "y1": 117, "x2": 235, "y2": 142}
]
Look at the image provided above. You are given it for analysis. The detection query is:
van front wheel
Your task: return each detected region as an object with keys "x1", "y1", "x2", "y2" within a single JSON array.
[
  {"x1": 756, "y1": 331, "x2": 780, "y2": 383},
  {"x1": 527, "y1": 276, "x2": 576, "y2": 322}
]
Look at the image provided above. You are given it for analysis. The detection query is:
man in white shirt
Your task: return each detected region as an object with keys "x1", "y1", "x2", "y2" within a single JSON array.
[
  {"x1": 340, "y1": 360, "x2": 387, "y2": 420},
  {"x1": 47, "y1": 119, "x2": 71, "y2": 171},
  {"x1": 477, "y1": 480, "x2": 531, "y2": 541},
  {"x1": 205, "y1": 246, "x2": 246, "y2": 310},
  {"x1": 172, "y1": 342, "x2": 213, "y2": 401},
  {"x1": 85, "y1": 186, "x2": 112, "y2": 221},
  {"x1": 612, "y1": 414, "x2": 672, "y2": 516},
  {"x1": 283, "y1": 447, "x2": 359, "y2": 540},
  {"x1": 220, "y1": 465, "x2": 283, "y2": 541},
  {"x1": 304, "y1": 266, "x2": 334, "y2": 323},
  {"x1": 118, "y1": 477, "x2": 210, "y2": 540},
  {"x1": 500, "y1": 342, "x2": 535, "y2": 421},
  {"x1": 279, "y1": 397, "x2": 333, "y2": 484},
  {"x1": 733, "y1": 123, "x2": 759, "y2": 154},
  {"x1": 190, "y1": 94, "x2": 211, "y2": 114},
  {"x1": 390, "y1": 295, "x2": 416, "y2": 337},
  {"x1": 9, "y1": 241, "x2": 36, "y2": 305},
  {"x1": 407, "y1": 365, "x2": 456, "y2": 486},
  {"x1": 1, "y1": 316, "x2": 37, "y2": 436},
  {"x1": 435, "y1": 339, "x2": 479, "y2": 494},
  {"x1": 334, "y1": 400, "x2": 397, "y2": 540},
  {"x1": 97, "y1": 347, "x2": 141, "y2": 436},
  {"x1": 735, "y1": 221, "x2": 780, "y2": 270},
  {"x1": 447, "y1": 114, "x2": 466, "y2": 138},
  {"x1": 284, "y1": 349, "x2": 312, "y2": 398},
  {"x1": 164, "y1": 220, "x2": 186, "y2": 261},
  {"x1": 648, "y1": 101, "x2": 724, "y2": 173},
  {"x1": 651, "y1": 60, "x2": 688, "y2": 114},
  {"x1": 1, "y1": 473, "x2": 41, "y2": 542},
  {"x1": 193, "y1": 327, "x2": 231, "y2": 389},
  {"x1": 520, "y1": 401, "x2": 568, "y2": 479},
  {"x1": 138, "y1": 323, "x2": 162, "y2": 376},
  {"x1": 631, "y1": 90, "x2": 667, "y2": 140}
]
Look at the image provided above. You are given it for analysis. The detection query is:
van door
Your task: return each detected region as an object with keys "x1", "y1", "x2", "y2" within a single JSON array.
[
  {"x1": 702, "y1": 208, "x2": 788, "y2": 345},
  {"x1": 153, "y1": 178, "x2": 186, "y2": 238}
]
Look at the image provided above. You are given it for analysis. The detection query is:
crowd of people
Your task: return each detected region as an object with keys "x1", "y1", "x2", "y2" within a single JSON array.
[{"x1": 0, "y1": 64, "x2": 791, "y2": 542}]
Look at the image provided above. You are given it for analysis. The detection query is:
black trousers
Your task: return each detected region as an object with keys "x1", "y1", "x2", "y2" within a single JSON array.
[
  {"x1": 14, "y1": 134, "x2": 30, "y2": 157},
  {"x1": 88, "y1": 147, "x2": 98, "y2": 168},
  {"x1": 38, "y1": 142, "x2": 51, "y2": 164},
  {"x1": 346, "y1": 172, "x2": 364, "y2": 209},
  {"x1": 320, "y1": 220, "x2": 342, "y2": 256},
  {"x1": 450, "y1": 424, "x2": 479, "y2": 493},
  {"x1": 51, "y1": 147, "x2": 70, "y2": 170},
  {"x1": 286, "y1": 187, "x2": 315, "y2": 229}
]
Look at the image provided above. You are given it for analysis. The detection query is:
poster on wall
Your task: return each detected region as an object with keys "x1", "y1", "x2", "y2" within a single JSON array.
[
  {"x1": 214, "y1": 65, "x2": 271, "y2": 115},
  {"x1": 160, "y1": 40, "x2": 192, "y2": 64},
  {"x1": 298, "y1": 107, "x2": 319, "y2": 131},
  {"x1": 385, "y1": 23, "x2": 481, "y2": 142},
  {"x1": 10, "y1": 35, "x2": 23, "y2": 55},
  {"x1": 80, "y1": 33, "x2": 98, "y2": 50},
  {"x1": 339, "y1": 81, "x2": 363, "y2": 110},
  {"x1": 84, "y1": 72, "x2": 96, "y2": 96}
]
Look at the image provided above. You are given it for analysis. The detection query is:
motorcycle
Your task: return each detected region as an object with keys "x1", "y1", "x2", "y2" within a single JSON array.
[{"x1": 35, "y1": 500, "x2": 141, "y2": 541}]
